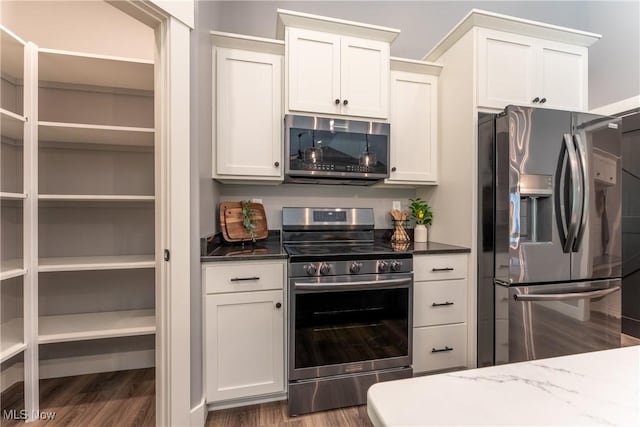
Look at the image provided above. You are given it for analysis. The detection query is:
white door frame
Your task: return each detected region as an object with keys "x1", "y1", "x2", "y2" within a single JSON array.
[{"x1": 107, "y1": 2, "x2": 194, "y2": 426}]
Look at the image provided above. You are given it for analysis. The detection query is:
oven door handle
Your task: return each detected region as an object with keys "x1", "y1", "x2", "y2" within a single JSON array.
[{"x1": 294, "y1": 277, "x2": 412, "y2": 292}]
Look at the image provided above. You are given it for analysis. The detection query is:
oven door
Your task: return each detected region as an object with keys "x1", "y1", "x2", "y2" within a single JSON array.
[{"x1": 289, "y1": 274, "x2": 412, "y2": 381}]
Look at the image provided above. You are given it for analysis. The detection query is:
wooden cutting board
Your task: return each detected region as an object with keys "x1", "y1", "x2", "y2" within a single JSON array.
[{"x1": 219, "y1": 201, "x2": 268, "y2": 242}]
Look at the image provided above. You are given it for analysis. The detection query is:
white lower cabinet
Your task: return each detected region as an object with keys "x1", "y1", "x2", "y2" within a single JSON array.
[
  {"x1": 413, "y1": 324, "x2": 467, "y2": 373},
  {"x1": 204, "y1": 260, "x2": 286, "y2": 405},
  {"x1": 413, "y1": 254, "x2": 469, "y2": 374}
]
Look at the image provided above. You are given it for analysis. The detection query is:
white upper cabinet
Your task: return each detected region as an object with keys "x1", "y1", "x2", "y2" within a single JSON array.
[
  {"x1": 287, "y1": 28, "x2": 341, "y2": 116},
  {"x1": 339, "y1": 36, "x2": 390, "y2": 118},
  {"x1": 287, "y1": 27, "x2": 389, "y2": 119},
  {"x1": 385, "y1": 59, "x2": 441, "y2": 185},
  {"x1": 278, "y1": 9, "x2": 399, "y2": 120},
  {"x1": 212, "y1": 33, "x2": 284, "y2": 182},
  {"x1": 537, "y1": 40, "x2": 587, "y2": 111},
  {"x1": 477, "y1": 28, "x2": 587, "y2": 111}
]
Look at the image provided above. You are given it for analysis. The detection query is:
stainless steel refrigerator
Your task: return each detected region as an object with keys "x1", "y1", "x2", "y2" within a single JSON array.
[{"x1": 478, "y1": 105, "x2": 623, "y2": 367}]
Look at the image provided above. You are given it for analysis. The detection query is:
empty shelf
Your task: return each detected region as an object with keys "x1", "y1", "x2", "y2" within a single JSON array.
[
  {"x1": 0, "y1": 192, "x2": 27, "y2": 200},
  {"x1": 39, "y1": 309, "x2": 155, "y2": 344},
  {"x1": 39, "y1": 48, "x2": 153, "y2": 91},
  {"x1": 1, "y1": 318, "x2": 25, "y2": 363},
  {"x1": 39, "y1": 122, "x2": 154, "y2": 147},
  {"x1": 1, "y1": 259, "x2": 25, "y2": 281},
  {"x1": 39, "y1": 255, "x2": 155, "y2": 272},
  {"x1": 38, "y1": 194, "x2": 155, "y2": 203},
  {"x1": 1, "y1": 108, "x2": 26, "y2": 141}
]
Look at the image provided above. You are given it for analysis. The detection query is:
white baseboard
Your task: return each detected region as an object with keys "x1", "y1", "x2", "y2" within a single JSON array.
[
  {"x1": 591, "y1": 95, "x2": 640, "y2": 116},
  {"x1": 190, "y1": 398, "x2": 207, "y2": 427},
  {"x1": 1, "y1": 362, "x2": 24, "y2": 393},
  {"x1": 39, "y1": 349, "x2": 155, "y2": 379},
  {"x1": 207, "y1": 392, "x2": 287, "y2": 412}
]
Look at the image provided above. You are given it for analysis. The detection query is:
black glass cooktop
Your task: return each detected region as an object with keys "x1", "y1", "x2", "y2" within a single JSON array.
[{"x1": 284, "y1": 242, "x2": 412, "y2": 262}]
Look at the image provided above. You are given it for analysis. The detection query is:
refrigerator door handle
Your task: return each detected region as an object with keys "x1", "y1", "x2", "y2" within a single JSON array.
[
  {"x1": 561, "y1": 134, "x2": 582, "y2": 253},
  {"x1": 572, "y1": 133, "x2": 589, "y2": 252},
  {"x1": 513, "y1": 286, "x2": 619, "y2": 302},
  {"x1": 554, "y1": 139, "x2": 569, "y2": 248}
]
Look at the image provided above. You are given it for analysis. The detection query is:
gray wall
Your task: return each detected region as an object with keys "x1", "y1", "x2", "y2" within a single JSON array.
[{"x1": 584, "y1": 1, "x2": 640, "y2": 108}]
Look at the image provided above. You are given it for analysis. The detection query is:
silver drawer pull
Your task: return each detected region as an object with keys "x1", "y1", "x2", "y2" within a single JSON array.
[
  {"x1": 431, "y1": 346, "x2": 454, "y2": 353},
  {"x1": 432, "y1": 301, "x2": 454, "y2": 307},
  {"x1": 230, "y1": 276, "x2": 260, "y2": 282},
  {"x1": 432, "y1": 267, "x2": 454, "y2": 272}
]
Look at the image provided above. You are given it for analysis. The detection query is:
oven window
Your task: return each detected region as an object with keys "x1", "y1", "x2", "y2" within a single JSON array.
[
  {"x1": 288, "y1": 128, "x2": 389, "y2": 174},
  {"x1": 294, "y1": 288, "x2": 409, "y2": 369}
]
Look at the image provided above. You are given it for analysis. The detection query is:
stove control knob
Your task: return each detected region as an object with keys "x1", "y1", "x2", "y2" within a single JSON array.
[
  {"x1": 350, "y1": 262, "x2": 362, "y2": 274},
  {"x1": 390, "y1": 260, "x2": 403, "y2": 272},
  {"x1": 378, "y1": 261, "x2": 389, "y2": 272},
  {"x1": 320, "y1": 263, "x2": 332, "y2": 275},
  {"x1": 304, "y1": 264, "x2": 317, "y2": 276}
]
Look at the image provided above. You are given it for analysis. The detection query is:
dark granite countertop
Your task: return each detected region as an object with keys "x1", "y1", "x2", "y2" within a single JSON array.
[
  {"x1": 405, "y1": 241, "x2": 470, "y2": 255},
  {"x1": 200, "y1": 232, "x2": 287, "y2": 262},
  {"x1": 201, "y1": 230, "x2": 469, "y2": 262}
]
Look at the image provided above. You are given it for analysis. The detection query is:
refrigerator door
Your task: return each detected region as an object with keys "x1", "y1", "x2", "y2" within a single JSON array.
[
  {"x1": 496, "y1": 106, "x2": 572, "y2": 284},
  {"x1": 496, "y1": 278, "x2": 621, "y2": 365},
  {"x1": 571, "y1": 113, "x2": 622, "y2": 281}
]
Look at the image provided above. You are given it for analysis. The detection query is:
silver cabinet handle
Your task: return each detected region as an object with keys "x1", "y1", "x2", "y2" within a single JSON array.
[
  {"x1": 514, "y1": 287, "x2": 619, "y2": 302},
  {"x1": 230, "y1": 276, "x2": 260, "y2": 282},
  {"x1": 432, "y1": 267, "x2": 454, "y2": 272}
]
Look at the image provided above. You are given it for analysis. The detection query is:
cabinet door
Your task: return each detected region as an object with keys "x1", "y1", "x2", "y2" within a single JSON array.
[
  {"x1": 206, "y1": 290, "x2": 285, "y2": 403},
  {"x1": 287, "y1": 28, "x2": 341, "y2": 115},
  {"x1": 413, "y1": 323, "x2": 467, "y2": 374},
  {"x1": 216, "y1": 47, "x2": 282, "y2": 178},
  {"x1": 340, "y1": 36, "x2": 389, "y2": 119},
  {"x1": 387, "y1": 71, "x2": 437, "y2": 183},
  {"x1": 477, "y1": 29, "x2": 536, "y2": 109},
  {"x1": 537, "y1": 41, "x2": 587, "y2": 111}
]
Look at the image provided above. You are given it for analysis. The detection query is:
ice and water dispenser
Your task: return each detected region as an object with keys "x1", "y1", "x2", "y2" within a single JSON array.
[{"x1": 518, "y1": 174, "x2": 553, "y2": 243}]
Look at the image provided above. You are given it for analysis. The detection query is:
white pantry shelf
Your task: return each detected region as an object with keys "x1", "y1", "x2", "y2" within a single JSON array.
[
  {"x1": 39, "y1": 122, "x2": 154, "y2": 147},
  {"x1": 1, "y1": 108, "x2": 26, "y2": 141},
  {"x1": 39, "y1": 309, "x2": 156, "y2": 344},
  {"x1": 1, "y1": 259, "x2": 25, "y2": 281},
  {"x1": 38, "y1": 194, "x2": 155, "y2": 203},
  {"x1": 38, "y1": 255, "x2": 155, "y2": 273},
  {"x1": 1, "y1": 317, "x2": 25, "y2": 363},
  {"x1": 0, "y1": 26, "x2": 26, "y2": 81},
  {"x1": 0, "y1": 192, "x2": 27, "y2": 200},
  {"x1": 39, "y1": 48, "x2": 153, "y2": 91}
]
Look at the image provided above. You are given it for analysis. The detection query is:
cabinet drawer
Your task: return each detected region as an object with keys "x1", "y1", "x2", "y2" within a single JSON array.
[
  {"x1": 413, "y1": 323, "x2": 467, "y2": 374},
  {"x1": 414, "y1": 254, "x2": 467, "y2": 281},
  {"x1": 414, "y1": 279, "x2": 467, "y2": 327},
  {"x1": 204, "y1": 261, "x2": 284, "y2": 294}
]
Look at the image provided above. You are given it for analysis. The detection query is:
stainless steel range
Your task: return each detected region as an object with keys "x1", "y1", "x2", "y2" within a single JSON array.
[{"x1": 283, "y1": 207, "x2": 413, "y2": 416}]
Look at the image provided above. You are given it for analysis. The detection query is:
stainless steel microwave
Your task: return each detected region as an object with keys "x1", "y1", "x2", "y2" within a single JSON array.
[{"x1": 284, "y1": 114, "x2": 390, "y2": 185}]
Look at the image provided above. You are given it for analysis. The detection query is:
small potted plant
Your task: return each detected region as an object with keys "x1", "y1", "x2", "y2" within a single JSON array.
[{"x1": 409, "y1": 197, "x2": 432, "y2": 243}]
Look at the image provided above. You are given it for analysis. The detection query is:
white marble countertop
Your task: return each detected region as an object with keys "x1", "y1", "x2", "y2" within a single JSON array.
[{"x1": 368, "y1": 347, "x2": 640, "y2": 426}]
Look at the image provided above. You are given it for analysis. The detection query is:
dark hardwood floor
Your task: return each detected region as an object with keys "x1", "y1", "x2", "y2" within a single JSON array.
[
  {"x1": 1, "y1": 368, "x2": 155, "y2": 427},
  {"x1": 205, "y1": 401, "x2": 373, "y2": 427},
  {"x1": 2, "y1": 334, "x2": 638, "y2": 426}
]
